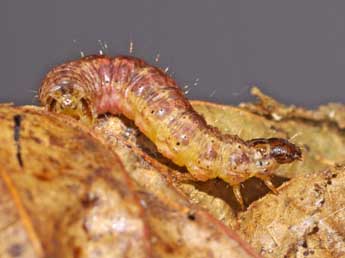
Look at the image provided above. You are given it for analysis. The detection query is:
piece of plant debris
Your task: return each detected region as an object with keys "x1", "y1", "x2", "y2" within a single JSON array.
[
  {"x1": 241, "y1": 86, "x2": 345, "y2": 129},
  {"x1": 0, "y1": 105, "x2": 150, "y2": 258},
  {"x1": 237, "y1": 164, "x2": 345, "y2": 258}
]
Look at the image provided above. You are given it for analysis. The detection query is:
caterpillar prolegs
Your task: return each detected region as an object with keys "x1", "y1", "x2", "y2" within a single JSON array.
[{"x1": 39, "y1": 55, "x2": 302, "y2": 208}]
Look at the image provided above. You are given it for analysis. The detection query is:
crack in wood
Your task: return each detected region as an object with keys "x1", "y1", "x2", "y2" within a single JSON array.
[{"x1": 13, "y1": 115, "x2": 23, "y2": 167}]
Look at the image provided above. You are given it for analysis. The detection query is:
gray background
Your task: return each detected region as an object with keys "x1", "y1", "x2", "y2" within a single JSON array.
[{"x1": 1, "y1": 1, "x2": 345, "y2": 108}]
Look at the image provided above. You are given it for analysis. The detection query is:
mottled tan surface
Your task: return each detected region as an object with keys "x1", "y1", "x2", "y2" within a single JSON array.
[
  {"x1": 0, "y1": 105, "x2": 149, "y2": 258},
  {"x1": 238, "y1": 165, "x2": 345, "y2": 258}
]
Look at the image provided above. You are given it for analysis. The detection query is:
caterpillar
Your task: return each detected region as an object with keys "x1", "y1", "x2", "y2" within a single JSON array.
[{"x1": 39, "y1": 55, "x2": 302, "y2": 208}]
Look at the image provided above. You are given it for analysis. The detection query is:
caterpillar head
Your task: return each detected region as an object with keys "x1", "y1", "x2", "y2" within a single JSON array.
[
  {"x1": 39, "y1": 81, "x2": 96, "y2": 124},
  {"x1": 247, "y1": 137, "x2": 302, "y2": 172},
  {"x1": 266, "y1": 137, "x2": 302, "y2": 163}
]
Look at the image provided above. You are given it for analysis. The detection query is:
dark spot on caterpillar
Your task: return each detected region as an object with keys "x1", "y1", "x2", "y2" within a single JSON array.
[
  {"x1": 301, "y1": 240, "x2": 308, "y2": 248},
  {"x1": 13, "y1": 115, "x2": 23, "y2": 168},
  {"x1": 176, "y1": 142, "x2": 180, "y2": 146},
  {"x1": 81, "y1": 192, "x2": 100, "y2": 208},
  {"x1": 187, "y1": 212, "x2": 196, "y2": 221},
  {"x1": 7, "y1": 243, "x2": 24, "y2": 257},
  {"x1": 309, "y1": 226, "x2": 319, "y2": 235},
  {"x1": 313, "y1": 183, "x2": 322, "y2": 193}
]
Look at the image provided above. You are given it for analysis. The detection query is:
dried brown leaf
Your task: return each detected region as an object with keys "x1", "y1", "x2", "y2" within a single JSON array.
[
  {"x1": 237, "y1": 164, "x2": 345, "y2": 258},
  {"x1": 0, "y1": 105, "x2": 149, "y2": 258}
]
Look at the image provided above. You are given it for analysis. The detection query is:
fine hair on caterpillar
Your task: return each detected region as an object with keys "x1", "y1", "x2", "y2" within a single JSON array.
[{"x1": 39, "y1": 55, "x2": 302, "y2": 208}]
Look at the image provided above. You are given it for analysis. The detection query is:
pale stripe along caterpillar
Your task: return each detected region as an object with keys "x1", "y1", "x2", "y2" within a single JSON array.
[{"x1": 39, "y1": 55, "x2": 302, "y2": 208}]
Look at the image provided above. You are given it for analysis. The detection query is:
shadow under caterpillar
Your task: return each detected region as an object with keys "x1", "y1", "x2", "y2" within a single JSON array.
[{"x1": 39, "y1": 55, "x2": 302, "y2": 208}]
